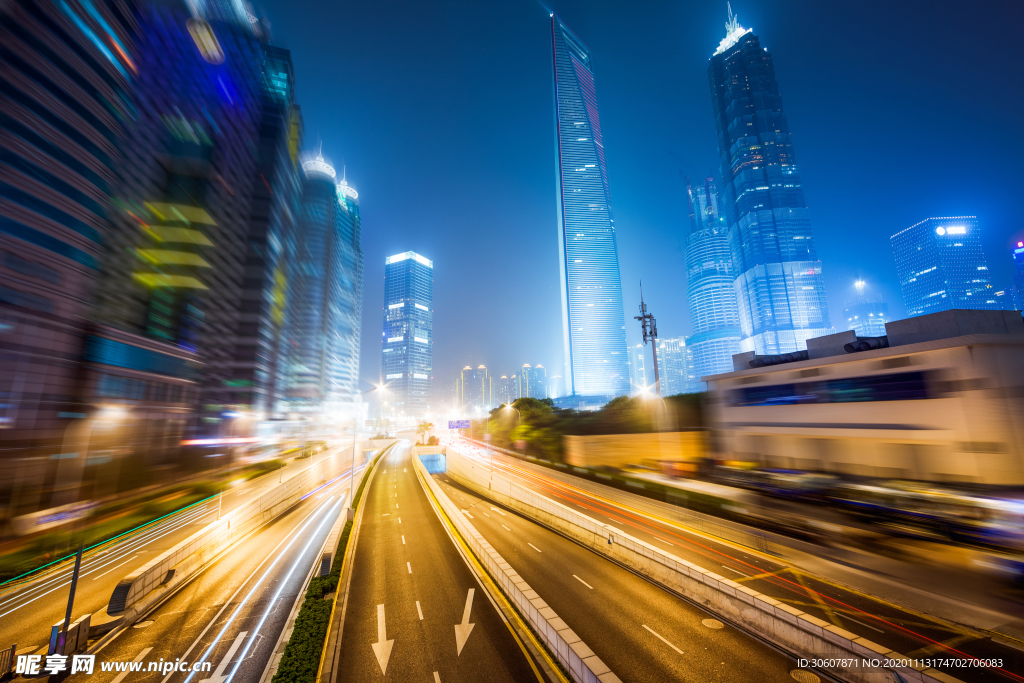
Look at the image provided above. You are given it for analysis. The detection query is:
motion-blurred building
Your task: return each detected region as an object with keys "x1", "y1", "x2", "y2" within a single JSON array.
[
  {"x1": 627, "y1": 343, "x2": 647, "y2": 393},
  {"x1": 892, "y1": 217, "x2": 1006, "y2": 317},
  {"x1": 655, "y1": 337, "x2": 701, "y2": 395},
  {"x1": 708, "y1": 7, "x2": 832, "y2": 355},
  {"x1": 844, "y1": 281, "x2": 889, "y2": 338},
  {"x1": 519, "y1": 364, "x2": 547, "y2": 400},
  {"x1": 496, "y1": 374, "x2": 517, "y2": 405},
  {"x1": 550, "y1": 14, "x2": 629, "y2": 397},
  {"x1": 684, "y1": 179, "x2": 741, "y2": 387},
  {"x1": 381, "y1": 251, "x2": 433, "y2": 415},
  {"x1": 1014, "y1": 240, "x2": 1024, "y2": 309},
  {"x1": 456, "y1": 365, "x2": 492, "y2": 411},
  {"x1": 707, "y1": 309, "x2": 1024, "y2": 485}
]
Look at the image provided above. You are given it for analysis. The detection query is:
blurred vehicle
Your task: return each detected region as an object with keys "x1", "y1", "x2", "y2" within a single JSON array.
[{"x1": 713, "y1": 465, "x2": 839, "y2": 501}]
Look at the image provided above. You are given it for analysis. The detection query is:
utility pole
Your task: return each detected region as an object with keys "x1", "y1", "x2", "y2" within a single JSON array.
[{"x1": 635, "y1": 283, "x2": 660, "y2": 396}]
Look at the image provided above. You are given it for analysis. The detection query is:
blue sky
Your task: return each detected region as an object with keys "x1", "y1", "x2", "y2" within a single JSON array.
[{"x1": 256, "y1": 0, "x2": 1024, "y2": 394}]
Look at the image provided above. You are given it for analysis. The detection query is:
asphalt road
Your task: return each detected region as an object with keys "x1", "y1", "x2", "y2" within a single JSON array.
[
  {"x1": 0, "y1": 446, "x2": 355, "y2": 658},
  {"x1": 333, "y1": 442, "x2": 540, "y2": 683},
  {"x1": 434, "y1": 472, "x2": 797, "y2": 683},
  {"x1": 76, "y1": 475, "x2": 349, "y2": 683},
  {"x1": 454, "y1": 444, "x2": 1024, "y2": 683}
]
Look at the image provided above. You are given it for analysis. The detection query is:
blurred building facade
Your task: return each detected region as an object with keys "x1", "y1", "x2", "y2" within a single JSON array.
[
  {"x1": 496, "y1": 374, "x2": 516, "y2": 405},
  {"x1": 655, "y1": 337, "x2": 701, "y2": 396},
  {"x1": 708, "y1": 7, "x2": 832, "y2": 355},
  {"x1": 381, "y1": 251, "x2": 432, "y2": 415},
  {"x1": 709, "y1": 310, "x2": 1024, "y2": 485},
  {"x1": 550, "y1": 14, "x2": 629, "y2": 397},
  {"x1": 627, "y1": 343, "x2": 647, "y2": 393},
  {"x1": 519, "y1": 364, "x2": 547, "y2": 400},
  {"x1": 892, "y1": 217, "x2": 1003, "y2": 317},
  {"x1": 844, "y1": 300, "x2": 889, "y2": 338},
  {"x1": 684, "y1": 178, "x2": 741, "y2": 387},
  {"x1": 456, "y1": 365, "x2": 491, "y2": 411},
  {"x1": 1014, "y1": 240, "x2": 1024, "y2": 309}
]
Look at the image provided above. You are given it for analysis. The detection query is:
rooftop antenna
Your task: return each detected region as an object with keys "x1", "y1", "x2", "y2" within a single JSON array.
[{"x1": 635, "y1": 281, "x2": 660, "y2": 397}]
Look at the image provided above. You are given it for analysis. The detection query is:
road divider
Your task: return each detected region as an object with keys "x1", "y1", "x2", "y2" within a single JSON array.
[
  {"x1": 443, "y1": 445, "x2": 963, "y2": 683},
  {"x1": 412, "y1": 450, "x2": 619, "y2": 683},
  {"x1": 101, "y1": 441, "x2": 395, "y2": 636}
]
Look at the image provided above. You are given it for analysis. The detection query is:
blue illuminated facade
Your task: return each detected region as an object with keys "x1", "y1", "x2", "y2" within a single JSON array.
[
  {"x1": 892, "y1": 216, "x2": 1003, "y2": 316},
  {"x1": 708, "y1": 8, "x2": 832, "y2": 355},
  {"x1": 551, "y1": 15, "x2": 629, "y2": 397},
  {"x1": 382, "y1": 252, "x2": 433, "y2": 415},
  {"x1": 685, "y1": 178, "x2": 741, "y2": 387}
]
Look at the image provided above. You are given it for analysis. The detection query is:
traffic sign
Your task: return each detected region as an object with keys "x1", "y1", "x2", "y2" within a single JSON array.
[{"x1": 448, "y1": 420, "x2": 470, "y2": 429}]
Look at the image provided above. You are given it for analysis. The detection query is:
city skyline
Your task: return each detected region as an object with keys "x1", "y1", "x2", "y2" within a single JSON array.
[{"x1": 257, "y1": 0, "x2": 1024, "y2": 393}]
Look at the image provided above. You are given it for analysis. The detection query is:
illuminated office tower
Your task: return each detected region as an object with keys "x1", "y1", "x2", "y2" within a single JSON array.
[
  {"x1": 627, "y1": 344, "x2": 647, "y2": 393},
  {"x1": 708, "y1": 6, "x2": 831, "y2": 355},
  {"x1": 382, "y1": 252, "x2": 433, "y2": 415},
  {"x1": 519, "y1": 364, "x2": 547, "y2": 400},
  {"x1": 685, "y1": 179, "x2": 741, "y2": 386},
  {"x1": 656, "y1": 337, "x2": 701, "y2": 395},
  {"x1": 551, "y1": 14, "x2": 629, "y2": 397},
  {"x1": 892, "y1": 217, "x2": 1003, "y2": 317},
  {"x1": 329, "y1": 176, "x2": 363, "y2": 409},
  {"x1": 1014, "y1": 241, "x2": 1024, "y2": 309},
  {"x1": 496, "y1": 375, "x2": 515, "y2": 405},
  {"x1": 844, "y1": 281, "x2": 889, "y2": 337},
  {"x1": 456, "y1": 365, "x2": 491, "y2": 411}
]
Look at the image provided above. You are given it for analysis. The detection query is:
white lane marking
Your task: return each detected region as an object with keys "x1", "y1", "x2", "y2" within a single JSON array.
[
  {"x1": 433, "y1": 673, "x2": 440, "y2": 683},
  {"x1": 396, "y1": 504, "x2": 399, "y2": 509},
  {"x1": 490, "y1": 506, "x2": 506, "y2": 515},
  {"x1": 642, "y1": 624, "x2": 683, "y2": 654},
  {"x1": 407, "y1": 562, "x2": 412, "y2": 574},
  {"x1": 501, "y1": 525, "x2": 511, "y2": 531},
  {"x1": 416, "y1": 601, "x2": 423, "y2": 620},
  {"x1": 402, "y1": 536, "x2": 406, "y2": 544},
  {"x1": 483, "y1": 512, "x2": 490, "y2": 518},
  {"x1": 572, "y1": 575, "x2": 593, "y2": 590},
  {"x1": 200, "y1": 630, "x2": 247, "y2": 683},
  {"x1": 721, "y1": 565, "x2": 750, "y2": 577},
  {"x1": 462, "y1": 510, "x2": 473, "y2": 519},
  {"x1": 370, "y1": 604, "x2": 395, "y2": 675},
  {"x1": 527, "y1": 543, "x2": 541, "y2": 553},
  {"x1": 652, "y1": 537, "x2": 674, "y2": 546},
  {"x1": 844, "y1": 615, "x2": 886, "y2": 634},
  {"x1": 398, "y1": 517, "x2": 402, "y2": 523},
  {"x1": 111, "y1": 647, "x2": 153, "y2": 683},
  {"x1": 382, "y1": 513, "x2": 390, "y2": 516},
  {"x1": 91, "y1": 555, "x2": 138, "y2": 580},
  {"x1": 454, "y1": 588, "x2": 476, "y2": 656}
]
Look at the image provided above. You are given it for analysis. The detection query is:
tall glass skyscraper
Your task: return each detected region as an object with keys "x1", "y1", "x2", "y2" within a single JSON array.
[
  {"x1": 551, "y1": 14, "x2": 629, "y2": 397},
  {"x1": 1013, "y1": 241, "x2": 1024, "y2": 309},
  {"x1": 685, "y1": 178, "x2": 741, "y2": 387},
  {"x1": 892, "y1": 216, "x2": 1003, "y2": 316},
  {"x1": 382, "y1": 251, "x2": 433, "y2": 415},
  {"x1": 708, "y1": 7, "x2": 831, "y2": 355}
]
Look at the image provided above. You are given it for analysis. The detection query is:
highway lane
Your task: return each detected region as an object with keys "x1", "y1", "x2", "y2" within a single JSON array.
[
  {"x1": 452, "y1": 442, "x2": 1024, "y2": 683},
  {"x1": 333, "y1": 441, "x2": 540, "y2": 683},
  {"x1": 434, "y1": 473, "x2": 797, "y2": 683},
  {"x1": 0, "y1": 445, "x2": 359, "y2": 656},
  {"x1": 78, "y1": 475, "x2": 350, "y2": 683}
]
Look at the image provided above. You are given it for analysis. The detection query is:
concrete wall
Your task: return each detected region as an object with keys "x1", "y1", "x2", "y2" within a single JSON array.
[
  {"x1": 563, "y1": 431, "x2": 705, "y2": 469},
  {"x1": 443, "y1": 445, "x2": 961, "y2": 683},
  {"x1": 412, "y1": 452, "x2": 619, "y2": 683}
]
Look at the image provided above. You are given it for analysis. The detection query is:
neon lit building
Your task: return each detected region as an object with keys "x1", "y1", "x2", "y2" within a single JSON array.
[
  {"x1": 551, "y1": 14, "x2": 629, "y2": 397},
  {"x1": 891, "y1": 217, "x2": 1003, "y2": 317},
  {"x1": 382, "y1": 252, "x2": 432, "y2": 415},
  {"x1": 708, "y1": 7, "x2": 832, "y2": 355},
  {"x1": 685, "y1": 178, "x2": 741, "y2": 388}
]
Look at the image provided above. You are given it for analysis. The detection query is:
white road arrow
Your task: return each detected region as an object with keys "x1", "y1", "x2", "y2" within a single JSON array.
[
  {"x1": 200, "y1": 631, "x2": 248, "y2": 683},
  {"x1": 371, "y1": 604, "x2": 395, "y2": 675},
  {"x1": 454, "y1": 588, "x2": 475, "y2": 656}
]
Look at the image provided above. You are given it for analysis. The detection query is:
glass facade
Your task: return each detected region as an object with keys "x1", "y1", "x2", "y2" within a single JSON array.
[
  {"x1": 627, "y1": 343, "x2": 646, "y2": 393},
  {"x1": 708, "y1": 10, "x2": 831, "y2": 355},
  {"x1": 382, "y1": 251, "x2": 432, "y2": 415},
  {"x1": 1014, "y1": 241, "x2": 1024, "y2": 310},
  {"x1": 455, "y1": 364, "x2": 490, "y2": 411},
  {"x1": 891, "y1": 216, "x2": 1002, "y2": 316},
  {"x1": 551, "y1": 15, "x2": 629, "y2": 397},
  {"x1": 519, "y1": 364, "x2": 547, "y2": 400},
  {"x1": 844, "y1": 300, "x2": 889, "y2": 337},
  {"x1": 685, "y1": 178, "x2": 741, "y2": 385},
  {"x1": 655, "y1": 337, "x2": 701, "y2": 396}
]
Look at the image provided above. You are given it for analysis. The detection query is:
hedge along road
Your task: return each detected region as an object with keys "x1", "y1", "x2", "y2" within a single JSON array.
[
  {"x1": 82, "y1": 474, "x2": 353, "y2": 683},
  {"x1": 333, "y1": 441, "x2": 541, "y2": 683}
]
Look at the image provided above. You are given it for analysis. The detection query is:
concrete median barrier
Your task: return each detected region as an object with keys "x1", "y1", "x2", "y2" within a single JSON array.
[
  {"x1": 443, "y1": 445, "x2": 963, "y2": 683},
  {"x1": 412, "y1": 450, "x2": 619, "y2": 683}
]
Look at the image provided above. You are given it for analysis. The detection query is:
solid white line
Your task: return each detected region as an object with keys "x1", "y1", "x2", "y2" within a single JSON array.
[
  {"x1": 844, "y1": 615, "x2": 886, "y2": 634},
  {"x1": 416, "y1": 601, "x2": 424, "y2": 620},
  {"x1": 527, "y1": 543, "x2": 541, "y2": 553},
  {"x1": 642, "y1": 624, "x2": 683, "y2": 654},
  {"x1": 572, "y1": 575, "x2": 593, "y2": 590},
  {"x1": 92, "y1": 556, "x2": 137, "y2": 580},
  {"x1": 501, "y1": 525, "x2": 511, "y2": 531},
  {"x1": 407, "y1": 562, "x2": 412, "y2": 574},
  {"x1": 110, "y1": 647, "x2": 153, "y2": 683}
]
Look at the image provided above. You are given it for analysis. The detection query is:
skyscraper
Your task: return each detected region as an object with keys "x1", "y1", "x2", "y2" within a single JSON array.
[
  {"x1": 708, "y1": 6, "x2": 831, "y2": 355},
  {"x1": 892, "y1": 217, "x2": 1003, "y2": 317},
  {"x1": 685, "y1": 178, "x2": 742, "y2": 385},
  {"x1": 844, "y1": 281, "x2": 888, "y2": 337},
  {"x1": 1013, "y1": 241, "x2": 1024, "y2": 309},
  {"x1": 656, "y1": 337, "x2": 701, "y2": 396},
  {"x1": 519, "y1": 364, "x2": 547, "y2": 400},
  {"x1": 456, "y1": 365, "x2": 491, "y2": 411},
  {"x1": 382, "y1": 251, "x2": 433, "y2": 415},
  {"x1": 627, "y1": 343, "x2": 647, "y2": 393},
  {"x1": 551, "y1": 14, "x2": 629, "y2": 397}
]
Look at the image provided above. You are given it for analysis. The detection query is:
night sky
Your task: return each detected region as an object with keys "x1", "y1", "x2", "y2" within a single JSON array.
[{"x1": 255, "y1": 0, "x2": 1024, "y2": 398}]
